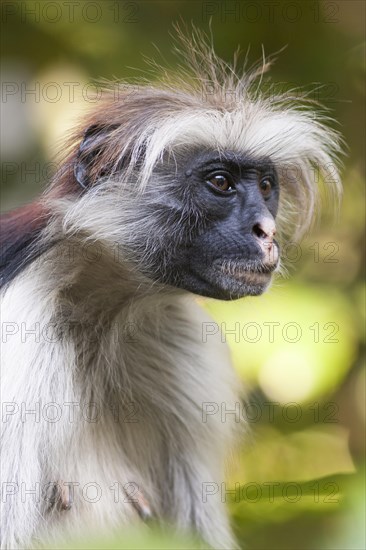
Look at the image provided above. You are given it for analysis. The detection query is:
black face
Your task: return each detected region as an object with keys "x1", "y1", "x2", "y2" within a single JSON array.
[{"x1": 143, "y1": 148, "x2": 280, "y2": 300}]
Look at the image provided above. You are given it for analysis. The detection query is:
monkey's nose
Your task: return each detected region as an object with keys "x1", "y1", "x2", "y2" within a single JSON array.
[
  {"x1": 252, "y1": 217, "x2": 276, "y2": 242},
  {"x1": 252, "y1": 217, "x2": 278, "y2": 265}
]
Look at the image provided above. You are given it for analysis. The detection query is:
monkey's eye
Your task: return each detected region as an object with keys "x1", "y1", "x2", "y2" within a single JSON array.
[
  {"x1": 207, "y1": 174, "x2": 235, "y2": 193},
  {"x1": 259, "y1": 177, "x2": 273, "y2": 197}
]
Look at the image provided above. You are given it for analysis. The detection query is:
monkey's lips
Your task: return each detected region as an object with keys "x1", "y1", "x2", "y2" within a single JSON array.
[
  {"x1": 180, "y1": 258, "x2": 279, "y2": 300},
  {"x1": 216, "y1": 260, "x2": 277, "y2": 283},
  {"x1": 204, "y1": 258, "x2": 278, "y2": 299}
]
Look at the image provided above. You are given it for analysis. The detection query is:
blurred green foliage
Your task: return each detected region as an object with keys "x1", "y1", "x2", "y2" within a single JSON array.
[{"x1": 1, "y1": 1, "x2": 365, "y2": 549}]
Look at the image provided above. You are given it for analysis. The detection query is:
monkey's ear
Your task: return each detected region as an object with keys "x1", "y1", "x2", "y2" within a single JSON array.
[{"x1": 74, "y1": 124, "x2": 117, "y2": 189}]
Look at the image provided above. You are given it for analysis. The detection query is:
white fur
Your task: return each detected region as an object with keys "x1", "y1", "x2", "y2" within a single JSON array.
[{"x1": 1, "y1": 238, "x2": 241, "y2": 548}]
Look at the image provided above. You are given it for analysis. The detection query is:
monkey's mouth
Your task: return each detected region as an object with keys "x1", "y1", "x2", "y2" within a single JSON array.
[
  {"x1": 178, "y1": 257, "x2": 279, "y2": 300},
  {"x1": 214, "y1": 259, "x2": 277, "y2": 284}
]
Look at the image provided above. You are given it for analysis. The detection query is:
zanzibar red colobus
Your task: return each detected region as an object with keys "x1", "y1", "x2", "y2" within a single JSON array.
[{"x1": 0, "y1": 31, "x2": 341, "y2": 549}]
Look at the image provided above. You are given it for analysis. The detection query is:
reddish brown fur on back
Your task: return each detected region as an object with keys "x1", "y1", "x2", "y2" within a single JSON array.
[
  {"x1": 1, "y1": 201, "x2": 48, "y2": 239},
  {"x1": 0, "y1": 201, "x2": 51, "y2": 286}
]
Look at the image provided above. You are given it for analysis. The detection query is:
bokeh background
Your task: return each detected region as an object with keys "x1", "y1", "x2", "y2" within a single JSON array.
[{"x1": 1, "y1": 1, "x2": 365, "y2": 549}]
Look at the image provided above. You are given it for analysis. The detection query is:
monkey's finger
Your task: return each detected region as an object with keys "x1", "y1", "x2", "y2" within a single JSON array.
[
  {"x1": 124, "y1": 487, "x2": 153, "y2": 522},
  {"x1": 48, "y1": 481, "x2": 73, "y2": 512}
]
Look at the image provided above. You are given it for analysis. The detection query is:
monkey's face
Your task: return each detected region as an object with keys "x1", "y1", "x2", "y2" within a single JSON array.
[{"x1": 145, "y1": 148, "x2": 280, "y2": 300}]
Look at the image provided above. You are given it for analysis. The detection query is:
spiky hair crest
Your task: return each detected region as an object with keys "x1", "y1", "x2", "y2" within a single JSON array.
[{"x1": 53, "y1": 26, "x2": 342, "y2": 242}]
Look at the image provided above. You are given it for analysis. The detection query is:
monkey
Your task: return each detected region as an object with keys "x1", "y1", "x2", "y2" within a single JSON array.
[{"x1": 0, "y1": 30, "x2": 342, "y2": 550}]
